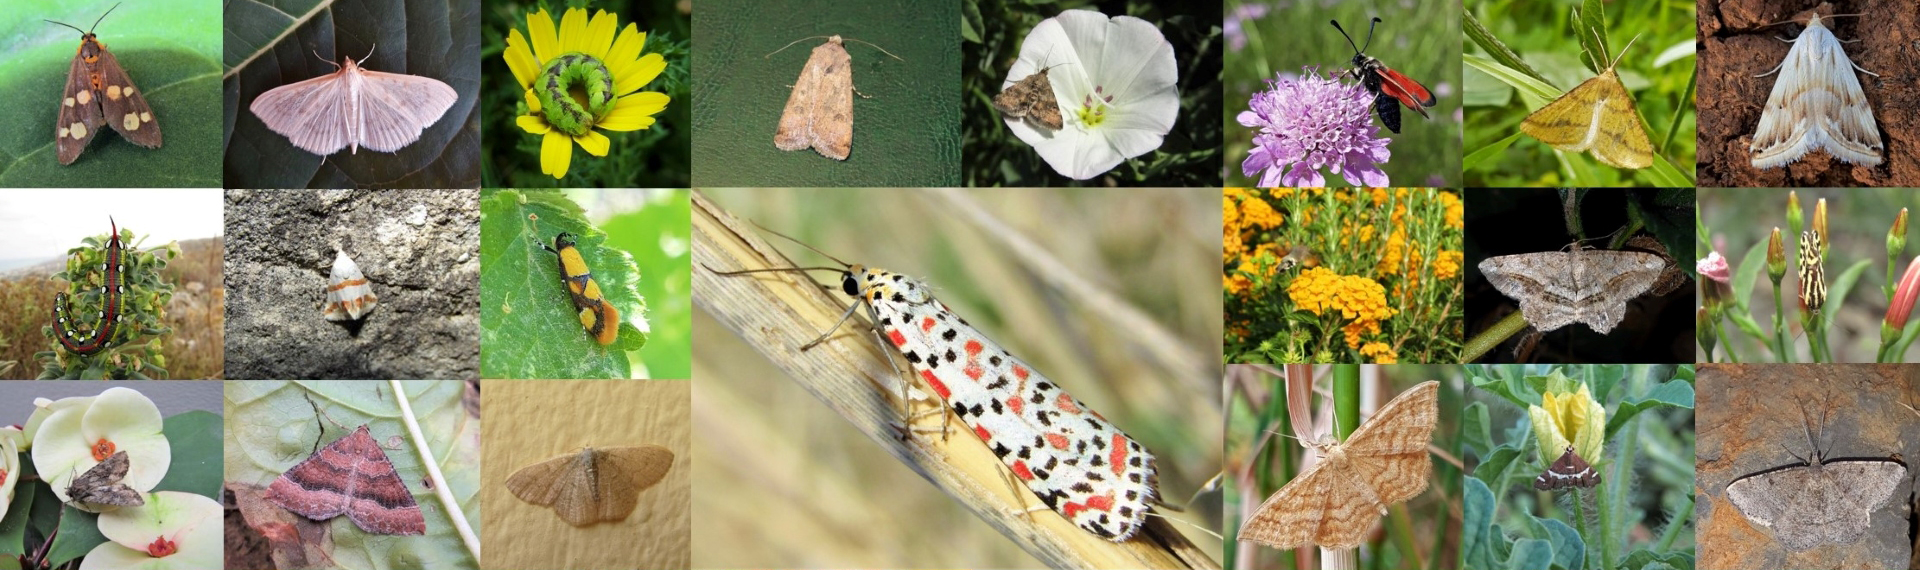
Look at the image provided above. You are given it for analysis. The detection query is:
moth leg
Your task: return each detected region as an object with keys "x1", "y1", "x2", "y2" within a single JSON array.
[
  {"x1": 993, "y1": 459, "x2": 1050, "y2": 519},
  {"x1": 853, "y1": 84, "x2": 872, "y2": 100}
]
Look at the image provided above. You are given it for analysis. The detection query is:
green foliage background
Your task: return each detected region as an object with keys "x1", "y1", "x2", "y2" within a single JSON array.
[
  {"x1": 481, "y1": 0, "x2": 692, "y2": 188},
  {"x1": 1463, "y1": 0, "x2": 1697, "y2": 187},
  {"x1": 1460, "y1": 365, "x2": 1695, "y2": 570},
  {"x1": 0, "y1": 0, "x2": 221, "y2": 186},
  {"x1": 962, "y1": 0, "x2": 1223, "y2": 186},
  {"x1": 1223, "y1": 0, "x2": 1462, "y2": 188}
]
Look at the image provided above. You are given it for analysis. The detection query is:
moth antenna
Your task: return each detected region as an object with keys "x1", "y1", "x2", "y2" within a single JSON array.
[
  {"x1": 841, "y1": 38, "x2": 905, "y2": 62},
  {"x1": 1607, "y1": 33, "x2": 1641, "y2": 71},
  {"x1": 45, "y1": 18, "x2": 87, "y2": 35},
  {"x1": 1363, "y1": 16, "x2": 1380, "y2": 53},
  {"x1": 764, "y1": 36, "x2": 834, "y2": 58},
  {"x1": 90, "y1": 3, "x2": 121, "y2": 34},
  {"x1": 1329, "y1": 19, "x2": 1363, "y2": 55},
  {"x1": 360, "y1": 43, "x2": 377, "y2": 65},
  {"x1": 1145, "y1": 510, "x2": 1223, "y2": 540},
  {"x1": 743, "y1": 219, "x2": 855, "y2": 268},
  {"x1": 310, "y1": 48, "x2": 343, "y2": 70}
]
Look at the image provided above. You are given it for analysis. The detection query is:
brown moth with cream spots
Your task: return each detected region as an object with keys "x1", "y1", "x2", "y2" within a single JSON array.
[{"x1": 48, "y1": 3, "x2": 161, "y2": 165}]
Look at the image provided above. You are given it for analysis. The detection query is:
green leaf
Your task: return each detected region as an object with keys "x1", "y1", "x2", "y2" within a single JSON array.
[
  {"x1": 155, "y1": 411, "x2": 223, "y2": 499},
  {"x1": 0, "y1": 0, "x2": 223, "y2": 186},
  {"x1": 1464, "y1": 131, "x2": 1524, "y2": 171},
  {"x1": 1646, "y1": 154, "x2": 1695, "y2": 187},
  {"x1": 1507, "y1": 538, "x2": 1556, "y2": 570},
  {"x1": 1822, "y1": 259, "x2": 1873, "y2": 330},
  {"x1": 1733, "y1": 240, "x2": 1767, "y2": 312},
  {"x1": 1620, "y1": 548, "x2": 1695, "y2": 570},
  {"x1": 1461, "y1": 401, "x2": 1493, "y2": 458},
  {"x1": 1532, "y1": 516, "x2": 1585, "y2": 570},
  {"x1": 225, "y1": 380, "x2": 478, "y2": 569},
  {"x1": 0, "y1": 457, "x2": 33, "y2": 556},
  {"x1": 1603, "y1": 380, "x2": 1694, "y2": 439},
  {"x1": 600, "y1": 191, "x2": 691, "y2": 379},
  {"x1": 1464, "y1": 54, "x2": 1558, "y2": 109},
  {"x1": 1462, "y1": 477, "x2": 1498, "y2": 569},
  {"x1": 479, "y1": 190, "x2": 649, "y2": 379},
  {"x1": 222, "y1": 0, "x2": 480, "y2": 187},
  {"x1": 45, "y1": 505, "x2": 104, "y2": 568},
  {"x1": 1463, "y1": 10, "x2": 1542, "y2": 83},
  {"x1": 1471, "y1": 445, "x2": 1523, "y2": 492}
]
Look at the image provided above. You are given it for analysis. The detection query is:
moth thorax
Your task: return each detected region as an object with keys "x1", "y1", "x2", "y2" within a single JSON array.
[{"x1": 1316, "y1": 438, "x2": 1347, "y2": 462}]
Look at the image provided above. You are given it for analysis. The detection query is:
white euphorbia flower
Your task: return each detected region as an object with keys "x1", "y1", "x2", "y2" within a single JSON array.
[
  {"x1": 31, "y1": 387, "x2": 171, "y2": 510},
  {"x1": 0, "y1": 427, "x2": 19, "y2": 522},
  {"x1": 1003, "y1": 10, "x2": 1179, "y2": 180},
  {"x1": 83, "y1": 491, "x2": 222, "y2": 570}
]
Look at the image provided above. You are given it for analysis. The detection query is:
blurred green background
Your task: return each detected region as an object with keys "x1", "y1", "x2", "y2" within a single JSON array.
[
  {"x1": 961, "y1": 0, "x2": 1223, "y2": 187},
  {"x1": 1464, "y1": 0, "x2": 1696, "y2": 187},
  {"x1": 692, "y1": 188, "x2": 1221, "y2": 566},
  {"x1": 1224, "y1": 0, "x2": 1461, "y2": 188},
  {"x1": 692, "y1": 0, "x2": 960, "y2": 186},
  {"x1": 481, "y1": 0, "x2": 692, "y2": 188}
]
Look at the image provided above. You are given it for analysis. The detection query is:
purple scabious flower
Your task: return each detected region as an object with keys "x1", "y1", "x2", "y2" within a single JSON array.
[{"x1": 1238, "y1": 66, "x2": 1391, "y2": 187}]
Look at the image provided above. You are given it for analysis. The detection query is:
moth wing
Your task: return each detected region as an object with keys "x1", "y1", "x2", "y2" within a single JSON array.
[
  {"x1": 1237, "y1": 453, "x2": 1347, "y2": 549},
  {"x1": 55, "y1": 47, "x2": 105, "y2": 165},
  {"x1": 593, "y1": 446, "x2": 675, "y2": 523},
  {"x1": 1519, "y1": 77, "x2": 1601, "y2": 150},
  {"x1": 1521, "y1": 70, "x2": 1652, "y2": 169},
  {"x1": 504, "y1": 452, "x2": 576, "y2": 507},
  {"x1": 353, "y1": 69, "x2": 458, "y2": 153},
  {"x1": 250, "y1": 69, "x2": 354, "y2": 155},
  {"x1": 94, "y1": 48, "x2": 161, "y2": 148},
  {"x1": 1806, "y1": 27, "x2": 1883, "y2": 165},
  {"x1": 773, "y1": 41, "x2": 852, "y2": 160},
  {"x1": 1339, "y1": 381, "x2": 1437, "y2": 504},
  {"x1": 1587, "y1": 73, "x2": 1653, "y2": 169},
  {"x1": 1825, "y1": 460, "x2": 1906, "y2": 509}
]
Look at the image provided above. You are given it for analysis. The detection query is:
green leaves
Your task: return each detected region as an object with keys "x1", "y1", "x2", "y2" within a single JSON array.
[
  {"x1": 222, "y1": 0, "x2": 480, "y2": 187},
  {"x1": 479, "y1": 190, "x2": 650, "y2": 379},
  {"x1": 0, "y1": 0, "x2": 222, "y2": 186}
]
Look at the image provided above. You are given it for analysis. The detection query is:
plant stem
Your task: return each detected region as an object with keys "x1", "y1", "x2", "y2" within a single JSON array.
[{"x1": 390, "y1": 380, "x2": 482, "y2": 561}]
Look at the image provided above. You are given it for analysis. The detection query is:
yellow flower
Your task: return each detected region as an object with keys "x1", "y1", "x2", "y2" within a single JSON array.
[
  {"x1": 1287, "y1": 267, "x2": 1398, "y2": 348},
  {"x1": 1360, "y1": 341, "x2": 1395, "y2": 363},
  {"x1": 1529, "y1": 376, "x2": 1606, "y2": 467},
  {"x1": 1435, "y1": 250, "x2": 1463, "y2": 281},
  {"x1": 504, "y1": 8, "x2": 670, "y2": 179},
  {"x1": 1240, "y1": 197, "x2": 1284, "y2": 230},
  {"x1": 1440, "y1": 191, "x2": 1464, "y2": 230}
]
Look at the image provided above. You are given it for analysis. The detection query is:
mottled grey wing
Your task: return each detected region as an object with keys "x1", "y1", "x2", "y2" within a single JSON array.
[{"x1": 1479, "y1": 253, "x2": 1580, "y2": 332}]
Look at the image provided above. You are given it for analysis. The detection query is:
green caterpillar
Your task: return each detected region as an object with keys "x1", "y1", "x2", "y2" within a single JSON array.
[{"x1": 535, "y1": 52, "x2": 616, "y2": 136}]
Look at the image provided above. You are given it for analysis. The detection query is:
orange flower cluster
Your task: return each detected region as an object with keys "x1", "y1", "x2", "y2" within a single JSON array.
[
  {"x1": 1360, "y1": 341, "x2": 1396, "y2": 364},
  {"x1": 1435, "y1": 250, "x2": 1464, "y2": 281},
  {"x1": 1287, "y1": 267, "x2": 1398, "y2": 348}
]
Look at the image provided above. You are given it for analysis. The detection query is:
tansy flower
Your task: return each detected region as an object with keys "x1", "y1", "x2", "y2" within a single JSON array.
[
  {"x1": 1435, "y1": 250, "x2": 1463, "y2": 281},
  {"x1": 1360, "y1": 341, "x2": 1396, "y2": 363},
  {"x1": 504, "y1": 8, "x2": 670, "y2": 179}
]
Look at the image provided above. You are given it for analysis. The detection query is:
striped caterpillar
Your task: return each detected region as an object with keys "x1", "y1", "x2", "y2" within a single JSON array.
[
  {"x1": 51, "y1": 217, "x2": 125, "y2": 355},
  {"x1": 534, "y1": 53, "x2": 616, "y2": 136}
]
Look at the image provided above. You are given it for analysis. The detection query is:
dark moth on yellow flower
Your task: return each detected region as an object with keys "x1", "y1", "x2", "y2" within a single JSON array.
[{"x1": 544, "y1": 232, "x2": 619, "y2": 345}]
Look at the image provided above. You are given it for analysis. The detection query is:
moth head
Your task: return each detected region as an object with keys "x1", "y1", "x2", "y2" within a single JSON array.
[
  {"x1": 1329, "y1": 16, "x2": 1383, "y2": 64},
  {"x1": 44, "y1": 2, "x2": 118, "y2": 41}
]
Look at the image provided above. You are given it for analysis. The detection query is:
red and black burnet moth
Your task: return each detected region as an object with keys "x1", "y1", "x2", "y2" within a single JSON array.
[{"x1": 1331, "y1": 17, "x2": 1436, "y2": 134}]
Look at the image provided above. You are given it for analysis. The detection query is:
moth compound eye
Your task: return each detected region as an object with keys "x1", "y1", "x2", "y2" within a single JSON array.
[{"x1": 841, "y1": 272, "x2": 860, "y2": 296}]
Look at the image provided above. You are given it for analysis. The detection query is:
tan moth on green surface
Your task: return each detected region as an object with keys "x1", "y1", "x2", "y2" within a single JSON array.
[
  {"x1": 770, "y1": 35, "x2": 901, "y2": 160},
  {"x1": 249, "y1": 50, "x2": 458, "y2": 156},
  {"x1": 506, "y1": 445, "x2": 674, "y2": 526}
]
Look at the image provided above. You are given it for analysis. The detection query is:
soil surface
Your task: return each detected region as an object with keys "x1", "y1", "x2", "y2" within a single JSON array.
[
  {"x1": 1695, "y1": 364, "x2": 1918, "y2": 569},
  {"x1": 1696, "y1": 0, "x2": 1920, "y2": 186}
]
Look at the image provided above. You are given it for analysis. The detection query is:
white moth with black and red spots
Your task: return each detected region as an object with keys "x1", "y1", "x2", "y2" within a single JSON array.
[{"x1": 836, "y1": 263, "x2": 1159, "y2": 542}]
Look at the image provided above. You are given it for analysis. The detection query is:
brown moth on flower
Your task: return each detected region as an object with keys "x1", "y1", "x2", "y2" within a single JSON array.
[
  {"x1": 249, "y1": 48, "x2": 458, "y2": 156},
  {"x1": 67, "y1": 450, "x2": 144, "y2": 507},
  {"x1": 995, "y1": 63, "x2": 1067, "y2": 130}
]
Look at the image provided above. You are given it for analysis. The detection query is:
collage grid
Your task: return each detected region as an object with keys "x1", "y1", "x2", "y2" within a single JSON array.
[{"x1": 0, "y1": 0, "x2": 1915, "y2": 569}]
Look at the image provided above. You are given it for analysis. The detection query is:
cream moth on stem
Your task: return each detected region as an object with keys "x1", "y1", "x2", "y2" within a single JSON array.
[{"x1": 689, "y1": 194, "x2": 1212, "y2": 567}]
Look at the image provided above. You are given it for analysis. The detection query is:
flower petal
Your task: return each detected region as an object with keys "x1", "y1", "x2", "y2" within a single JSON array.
[
  {"x1": 542, "y1": 130, "x2": 573, "y2": 179},
  {"x1": 524, "y1": 88, "x2": 542, "y2": 113},
  {"x1": 87, "y1": 492, "x2": 223, "y2": 570},
  {"x1": 583, "y1": 10, "x2": 618, "y2": 59},
  {"x1": 615, "y1": 53, "x2": 667, "y2": 98},
  {"x1": 576, "y1": 130, "x2": 611, "y2": 157},
  {"x1": 528, "y1": 8, "x2": 559, "y2": 67},
  {"x1": 516, "y1": 115, "x2": 551, "y2": 135},
  {"x1": 32, "y1": 403, "x2": 95, "y2": 503},
  {"x1": 1011, "y1": 119, "x2": 1125, "y2": 180},
  {"x1": 0, "y1": 429, "x2": 19, "y2": 522},
  {"x1": 558, "y1": 8, "x2": 589, "y2": 57},
  {"x1": 83, "y1": 388, "x2": 170, "y2": 493},
  {"x1": 505, "y1": 29, "x2": 538, "y2": 89},
  {"x1": 597, "y1": 92, "x2": 669, "y2": 131},
  {"x1": 606, "y1": 24, "x2": 647, "y2": 75}
]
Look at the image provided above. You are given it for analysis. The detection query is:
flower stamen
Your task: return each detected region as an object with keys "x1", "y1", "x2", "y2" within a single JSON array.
[
  {"x1": 92, "y1": 438, "x2": 115, "y2": 461},
  {"x1": 146, "y1": 536, "x2": 177, "y2": 558}
]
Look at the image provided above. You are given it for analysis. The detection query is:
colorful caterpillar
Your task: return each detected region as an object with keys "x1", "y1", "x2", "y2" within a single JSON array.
[
  {"x1": 52, "y1": 217, "x2": 125, "y2": 355},
  {"x1": 543, "y1": 232, "x2": 619, "y2": 345}
]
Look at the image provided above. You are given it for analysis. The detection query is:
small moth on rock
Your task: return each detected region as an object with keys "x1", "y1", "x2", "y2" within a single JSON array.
[
  {"x1": 771, "y1": 35, "x2": 901, "y2": 160},
  {"x1": 67, "y1": 450, "x2": 143, "y2": 507},
  {"x1": 249, "y1": 49, "x2": 457, "y2": 156},
  {"x1": 49, "y1": 3, "x2": 162, "y2": 165},
  {"x1": 323, "y1": 249, "x2": 377, "y2": 321},
  {"x1": 994, "y1": 63, "x2": 1065, "y2": 130}
]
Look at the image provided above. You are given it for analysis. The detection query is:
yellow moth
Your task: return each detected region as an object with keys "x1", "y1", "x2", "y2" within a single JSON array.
[
  {"x1": 249, "y1": 49, "x2": 458, "y2": 156},
  {"x1": 1749, "y1": 11, "x2": 1882, "y2": 169},
  {"x1": 1519, "y1": 33, "x2": 1653, "y2": 170}
]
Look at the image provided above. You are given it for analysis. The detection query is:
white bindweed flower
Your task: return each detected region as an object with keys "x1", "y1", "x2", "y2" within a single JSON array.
[{"x1": 1003, "y1": 10, "x2": 1179, "y2": 180}]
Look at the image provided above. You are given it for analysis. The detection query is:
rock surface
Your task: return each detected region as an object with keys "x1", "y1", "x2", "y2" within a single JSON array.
[
  {"x1": 223, "y1": 190, "x2": 479, "y2": 379},
  {"x1": 1696, "y1": 0, "x2": 1920, "y2": 186},
  {"x1": 1695, "y1": 364, "x2": 1916, "y2": 569}
]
